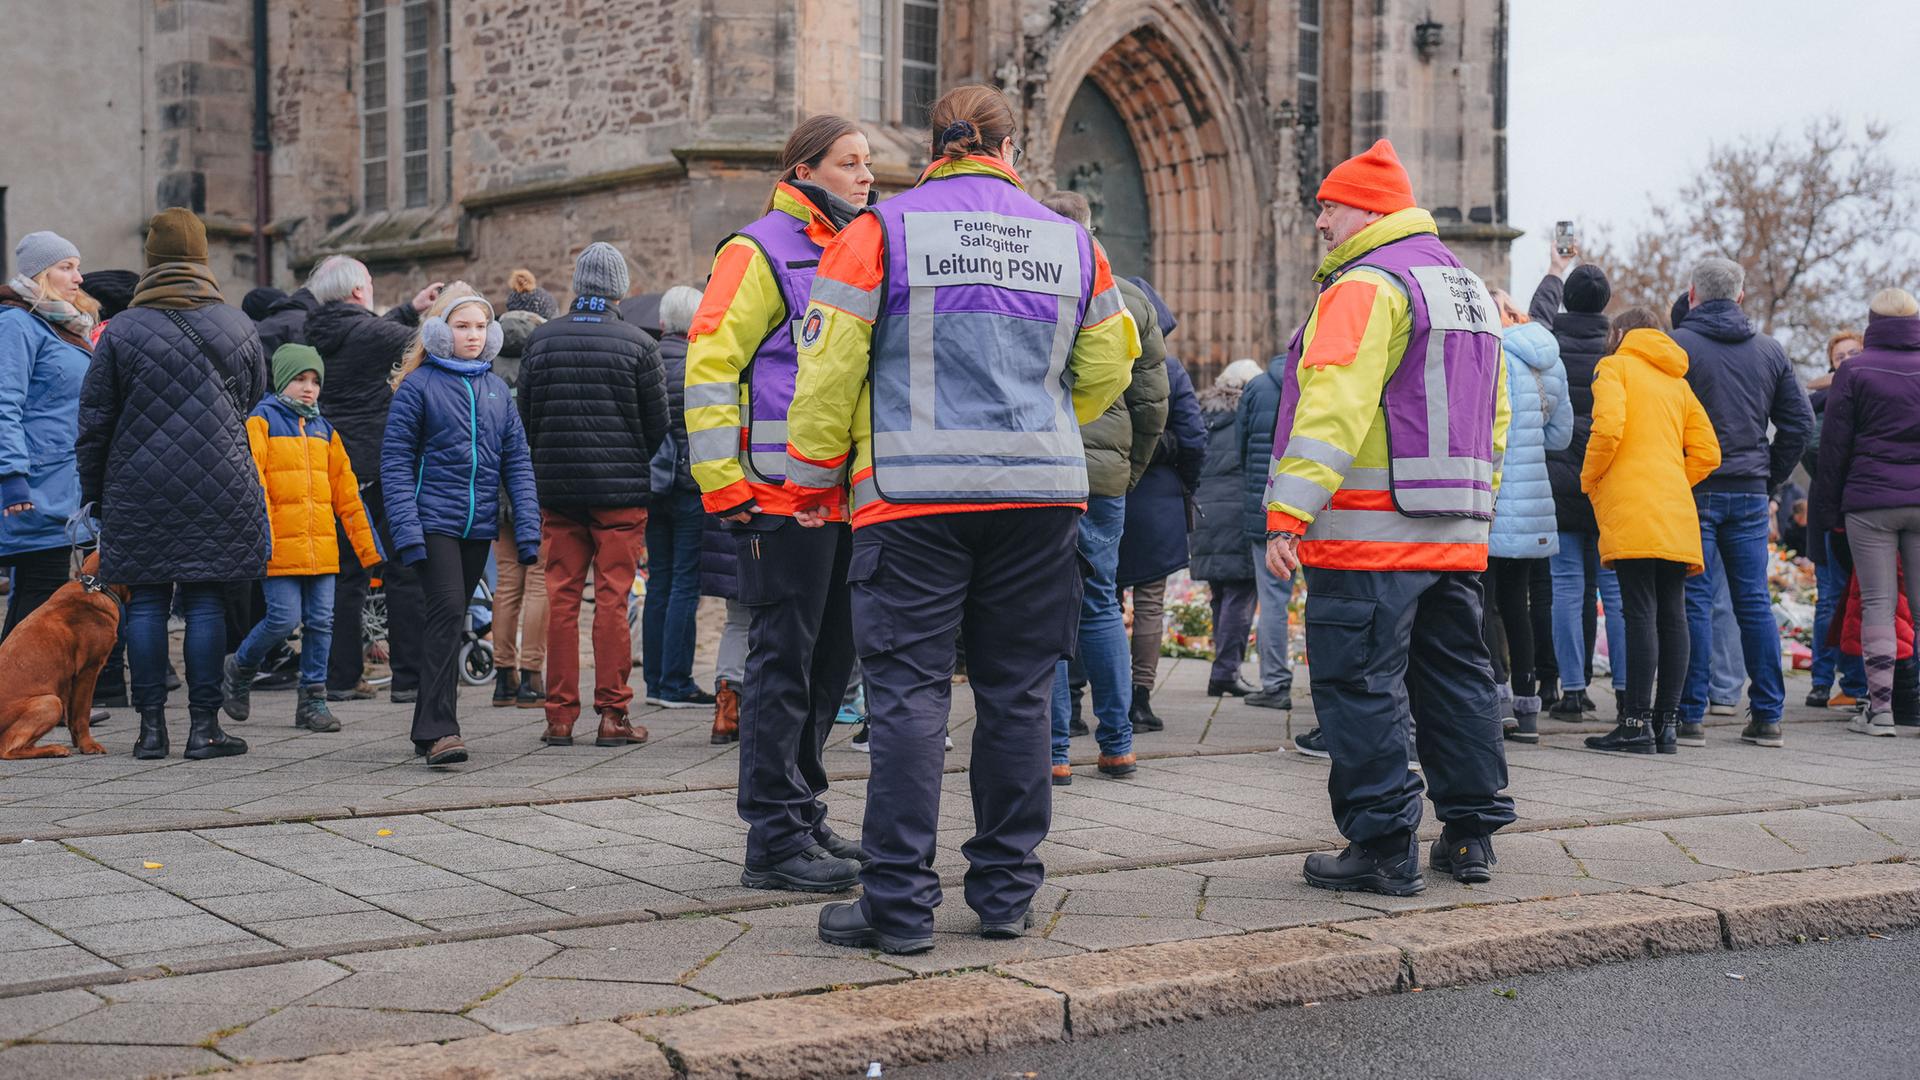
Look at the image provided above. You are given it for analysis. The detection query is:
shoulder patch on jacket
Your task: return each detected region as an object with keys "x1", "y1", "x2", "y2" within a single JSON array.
[{"x1": 1300, "y1": 281, "x2": 1380, "y2": 370}]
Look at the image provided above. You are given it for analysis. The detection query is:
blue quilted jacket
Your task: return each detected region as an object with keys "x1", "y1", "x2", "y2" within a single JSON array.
[
  {"x1": 1488, "y1": 321, "x2": 1572, "y2": 559},
  {"x1": 381, "y1": 353, "x2": 540, "y2": 566}
]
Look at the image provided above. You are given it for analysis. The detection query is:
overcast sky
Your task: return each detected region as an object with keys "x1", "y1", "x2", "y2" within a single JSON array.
[{"x1": 1507, "y1": 0, "x2": 1920, "y2": 295}]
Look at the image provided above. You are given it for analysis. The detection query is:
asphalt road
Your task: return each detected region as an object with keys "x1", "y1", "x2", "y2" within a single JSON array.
[{"x1": 891, "y1": 931, "x2": 1920, "y2": 1080}]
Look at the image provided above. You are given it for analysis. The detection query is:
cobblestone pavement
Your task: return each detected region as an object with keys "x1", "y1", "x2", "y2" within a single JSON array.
[{"x1": 0, "y1": 648, "x2": 1913, "y2": 1077}]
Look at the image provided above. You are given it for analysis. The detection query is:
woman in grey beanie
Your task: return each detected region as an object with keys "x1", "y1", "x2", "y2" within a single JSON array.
[{"x1": 0, "y1": 230, "x2": 97, "y2": 640}]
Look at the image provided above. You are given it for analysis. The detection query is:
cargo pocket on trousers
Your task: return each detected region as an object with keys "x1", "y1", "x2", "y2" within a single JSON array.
[
  {"x1": 732, "y1": 521, "x2": 792, "y2": 606},
  {"x1": 1304, "y1": 593, "x2": 1376, "y2": 685},
  {"x1": 846, "y1": 541, "x2": 894, "y2": 659}
]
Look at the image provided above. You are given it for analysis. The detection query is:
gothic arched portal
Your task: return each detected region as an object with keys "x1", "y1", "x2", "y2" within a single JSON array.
[
  {"x1": 1029, "y1": 2, "x2": 1274, "y2": 376},
  {"x1": 1054, "y1": 81, "x2": 1153, "y2": 284}
]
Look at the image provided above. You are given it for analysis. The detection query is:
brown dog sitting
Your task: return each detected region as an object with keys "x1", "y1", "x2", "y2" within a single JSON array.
[{"x1": 0, "y1": 551, "x2": 125, "y2": 759}]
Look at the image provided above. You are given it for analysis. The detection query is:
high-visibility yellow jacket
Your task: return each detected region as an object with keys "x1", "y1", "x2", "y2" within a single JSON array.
[
  {"x1": 781, "y1": 155, "x2": 1137, "y2": 528},
  {"x1": 1265, "y1": 209, "x2": 1511, "y2": 571},
  {"x1": 684, "y1": 183, "x2": 846, "y2": 520}
]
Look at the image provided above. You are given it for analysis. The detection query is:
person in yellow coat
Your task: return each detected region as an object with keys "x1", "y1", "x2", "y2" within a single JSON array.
[
  {"x1": 1580, "y1": 309, "x2": 1721, "y2": 754},
  {"x1": 223, "y1": 343, "x2": 384, "y2": 733}
]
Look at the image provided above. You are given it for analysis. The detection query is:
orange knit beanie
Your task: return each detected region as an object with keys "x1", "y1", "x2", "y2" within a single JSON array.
[{"x1": 1316, "y1": 139, "x2": 1416, "y2": 215}]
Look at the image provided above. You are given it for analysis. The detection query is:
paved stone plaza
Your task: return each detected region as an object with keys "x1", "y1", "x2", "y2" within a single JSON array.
[{"x1": 0, "y1": 649, "x2": 1914, "y2": 1077}]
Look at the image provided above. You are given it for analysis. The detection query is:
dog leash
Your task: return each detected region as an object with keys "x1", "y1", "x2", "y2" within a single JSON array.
[{"x1": 76, "y1": 573, "x2": 125, "y2": 621}]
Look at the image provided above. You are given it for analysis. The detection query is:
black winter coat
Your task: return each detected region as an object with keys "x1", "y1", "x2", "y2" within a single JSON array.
[
  {"x1": 1118, "y1": 357, "x2": 1206, "y2": 588},
  {"x1": 649, "y1": 331, "x2": 698, "y2": 496},
  {"x1": 255, "y1": 287, "x2": 319, "y2": 356},
  {"x1": 76, "y1": 303, "x2": 271, "y2": 584},
  {"x1": 516, "y1": 298, "x2": 669, "y2": 509},
  {"x1": 700, "y1": 514, "x2": 737, "y2": 600},
  {"x1": 1189, "y1": 399, "x2": 1252, "y2": 583},
  {"x1": 1237, "y1": 363, "x2": 1284, "y2": 547},
  {"x1": 307, "y1": 300, "x2": 420, "y2": 480},
  {"x1": 1529, "y1": 275, "x2": 1611, "y2": 535},
  {"x1": 1672, "y1": 300, "x2": 1813, "y2": 495}
]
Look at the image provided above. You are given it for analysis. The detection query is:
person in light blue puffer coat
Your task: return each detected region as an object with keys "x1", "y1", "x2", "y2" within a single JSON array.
[{"x1": 1484, "y1": 296, "x2": 1572, "y2": 743}]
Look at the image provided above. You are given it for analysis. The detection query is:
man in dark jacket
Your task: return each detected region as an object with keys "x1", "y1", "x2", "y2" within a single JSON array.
[
  {"x1": 1529, "y1": 257, "x2": 1625, "y2": 718},
  {"x1": 1237, "y1": 358, "x2": 1293, "y2": 713},
  {"x1": 255, "y1": 286, "x2": 320, "y2": 355},
  {"x1": 76, "y1": 208, "x2": 268, "y2": 762},
  {"x1": 305, "y1": 255, "x2": 441, "y2": 703},
  {"x1": 1671, "y1": 257, "x2": 1814, "y2": 749},
  {"x1": 518, "y1": 242, "x2": 669, "y2": 747}
]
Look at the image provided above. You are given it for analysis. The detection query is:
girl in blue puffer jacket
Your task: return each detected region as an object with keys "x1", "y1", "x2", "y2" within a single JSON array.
[
  {"x1": 1485, "y1": 291, "x2": 1572, "y2": 744},
  {"x1": 382, "y1": 285, "x2": 540, "y2": 766}
]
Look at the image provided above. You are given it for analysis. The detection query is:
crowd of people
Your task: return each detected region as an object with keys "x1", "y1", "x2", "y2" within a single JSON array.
[{"x1": 1, "y1": 81, "x2": 1914, "y2": 954}]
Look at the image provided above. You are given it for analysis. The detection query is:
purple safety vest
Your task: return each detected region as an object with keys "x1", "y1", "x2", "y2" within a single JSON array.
[
  {"x1": 1274, "y1": 229, "x2": 1503, "y2": 521},
  {"x1": 858, "y1": 172, "x2": 1111, "y2": 507},
  {"x1": 730, "y1": 209, "x2": 825, "y2": 484}
]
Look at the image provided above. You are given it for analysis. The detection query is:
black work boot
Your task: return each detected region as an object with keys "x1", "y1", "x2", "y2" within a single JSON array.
[
  {"x1": 184, "y1": 708, "x2": 248, "y2": 760},
  {"x1": 1129, "y1": 685, "x2": 1164, "y2": 733},
  {"x1": 1894, "y1": 657, "x2": 1920, "y2": 726},
  {"x1": 1303, "y1": 832, "x2": 1424, "y2": 896},
  {"x1": 492, "y1": 667, "x2": 518, "y2": 706},
  {"x1": 516, "y1": 669, "x2": 544, "y2": 708},
  {"x1": 1538, "y1": 677, "x2": 1561, "y2": 710},
  {"x1": 740, "y1": 844, "x2": 861, "y2": 893},
  {"x1": 817, "y1": 900, "x2": 934, "y2": 955},
  {"x1": 1429, "y1": 828, "x2": 1498, "y2": 883},
  {"x1": 1585, "y1": 709, "x2": 1654, "y2": 753},
  {"x1": 1650, "y1": 709, "x2": 1679, "y2": 755},
  {"x1": 133, "y1": 706, "x2": 169, "y2": 760},
  {"x1": 1548, "y1": 689, "x2": 1596, "y2": 721},
  {"x1": 1068, "y1": 684, "x2": 1089, "y2": 737},
  {"x1": 295, "y1": 685, "x2": 341, "y2": 733},
  {"x1": 220, "y1": 655, "x2": 258, "y2": 722},
  {"x1": 815, "y1": 828, "x2": 871, "y2": 866}
]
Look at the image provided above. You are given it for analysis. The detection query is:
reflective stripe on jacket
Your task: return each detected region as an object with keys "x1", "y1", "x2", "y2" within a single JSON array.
[
  {"x1": 782, "y1": 156, "x2": 1137, "y2": 528},
  {"x1": 684, "y1": 184, "x2": 846, "y2": 520},
  {"x1": 1265, "y1": 209, "x2": 1511, "y2": 571}
]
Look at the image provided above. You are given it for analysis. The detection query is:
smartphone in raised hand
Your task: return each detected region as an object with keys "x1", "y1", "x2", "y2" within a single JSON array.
[{"x1": 1553, "y1": 220, "x2": 1577, "y2": 257}]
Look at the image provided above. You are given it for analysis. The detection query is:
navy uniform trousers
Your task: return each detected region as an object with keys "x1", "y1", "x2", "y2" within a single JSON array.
[
  {"x1": 1303, "y1": 566, "x2": 1516, "y2": 844},
  {"x1": 733, "y1": 515, "x2": 856, "y2": 865},
  {"x1": 852, "y1": 507, "x2": 1081, "y2": 939}
]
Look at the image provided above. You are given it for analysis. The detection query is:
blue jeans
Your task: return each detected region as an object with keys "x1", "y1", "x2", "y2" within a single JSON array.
[
  {"x1": 1709, "y1": 568, "x2": 1746, "y2": 705},
  {"x1": 1052, "y1": 496, "x2": 1132, "y2": 762},
  {"x1": 1251, "y1": 541, "x2": 1296, "y2": 694},
  {"x1": 128, "y1": 582, "x2": 226, "y2": 712},
  {"x1": 1811, "y1": 550, "x2": 1869, "y2": 697},
  {"x1": 642, "y1": 488, "x2": 705, "y2": 698},
  {"x1": 1550, "y1": 532, "x2": 1627, "y2": 692},
  {"x1": 1683, "y1": 492, "x2": 1785, "y2": 722},
  {"x1": 235, "y1": 575, "x2": 336, "y2": 687}
]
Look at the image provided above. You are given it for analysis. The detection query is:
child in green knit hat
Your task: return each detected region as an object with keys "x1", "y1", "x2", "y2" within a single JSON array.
[{"x1": 221, "y1": 343, "x2": 385, "y2": 733}]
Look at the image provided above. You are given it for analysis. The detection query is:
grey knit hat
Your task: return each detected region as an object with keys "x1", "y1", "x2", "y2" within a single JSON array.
[
  {"x1": 572, "y1": 242, "x2": 630, "y2": 300},
  {"x1": 15, "y1": 231, "x2": 80, "y2": 281}
]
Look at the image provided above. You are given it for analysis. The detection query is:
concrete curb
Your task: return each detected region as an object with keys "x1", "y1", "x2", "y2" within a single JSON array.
[{"x1": 222, "y1": 860, "x2": 1920, "y2": 1080}]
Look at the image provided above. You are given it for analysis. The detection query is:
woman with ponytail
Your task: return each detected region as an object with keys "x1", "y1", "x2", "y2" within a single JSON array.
[
  {"x1": 786, "y1": 84, "x2": 1135, "y2": 954},
  {"x1": 684, "y1": 114, "x2": 874, "y2": 893},
  {"x1": 381, "y1": 284, "x2": 540, "y2": 766}
]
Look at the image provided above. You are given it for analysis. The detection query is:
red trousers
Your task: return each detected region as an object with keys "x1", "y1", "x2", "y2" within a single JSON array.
[{"x1": 542, "y1": 506, "x2": 646, "y2": 726}]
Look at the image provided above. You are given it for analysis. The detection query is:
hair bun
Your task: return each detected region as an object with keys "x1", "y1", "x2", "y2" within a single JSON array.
[{"x1": 939, "y1": 120, "x2": 981, "y2": 156}]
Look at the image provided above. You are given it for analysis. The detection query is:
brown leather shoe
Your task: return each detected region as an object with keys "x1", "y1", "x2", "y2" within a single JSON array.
[
  {"x1": 596, "y1": 711, "x2": 648, "y2": 747},
  {"x1": 1050, "y1": 764, "x2": 1073, "y2": 786},
  {"x1": 1096, "y1": 752, "x2": 1137, "y2": 778},
  {"x1": 710, "y1": 678, "x2": 740, "y2": 745},
  {"x1": 541, "y1": 718, "x2": 575, "y2": 747},
  {"x1": 424, "y1": 735, "x2": 468, "y2": 766}
]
